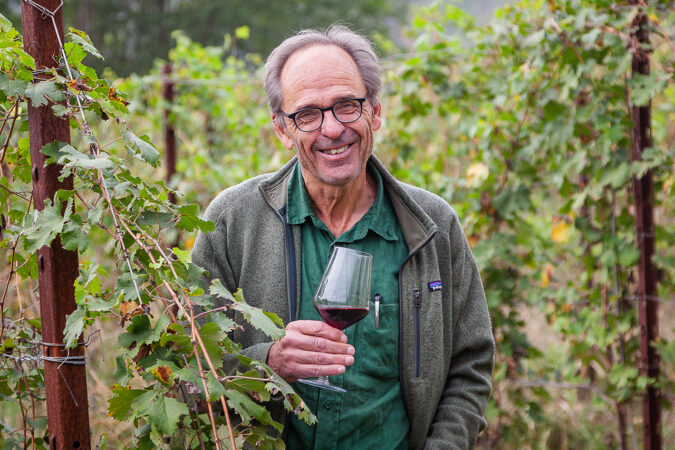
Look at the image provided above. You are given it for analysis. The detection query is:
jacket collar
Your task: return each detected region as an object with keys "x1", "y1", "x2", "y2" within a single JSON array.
[{"x1": 259, "y1": 155, "x2": 437, "y2": 252}]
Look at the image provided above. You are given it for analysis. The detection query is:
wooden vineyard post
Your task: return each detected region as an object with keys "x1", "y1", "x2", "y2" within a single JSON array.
[
  {"x1": 629, "y1": 1, "x2": 661, "y2": 450},
  {"x1": 163, "y1": 63, "x2": 177, "y2": 205},
  {"x1": 21, "y1": 1, "x2": 92, "y2": 448}
]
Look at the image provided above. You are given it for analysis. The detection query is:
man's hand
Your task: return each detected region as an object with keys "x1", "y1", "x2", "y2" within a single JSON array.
[{"x1": 267, "y1": 320, "x2": 355, "y2": 382}]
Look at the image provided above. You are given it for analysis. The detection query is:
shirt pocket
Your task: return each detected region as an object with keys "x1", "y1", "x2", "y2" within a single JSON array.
[{"x1": 357, "y1": 303, "x2": 400, "y2": 380}]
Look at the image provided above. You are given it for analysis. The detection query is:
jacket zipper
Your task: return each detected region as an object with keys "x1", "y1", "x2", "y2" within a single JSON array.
[
  {"x1": 397, "y1": 231, "x2": 436, "y2": 413},
  {"x1": 413, "y1": 289, "x2": 422, "y2": 378}
]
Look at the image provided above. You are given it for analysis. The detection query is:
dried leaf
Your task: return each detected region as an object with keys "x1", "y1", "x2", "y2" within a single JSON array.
[
  {"x1": 152, "y1": 365, "x2": 172, "y2": 384},
  {"x1": 540, "y1": 263, "x2": 554, "y2": 288}
]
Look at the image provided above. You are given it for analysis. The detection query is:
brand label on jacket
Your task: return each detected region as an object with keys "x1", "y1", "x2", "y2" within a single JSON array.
[{"x1": 428, "y1": 280, "x2": 442, "y2": 292}]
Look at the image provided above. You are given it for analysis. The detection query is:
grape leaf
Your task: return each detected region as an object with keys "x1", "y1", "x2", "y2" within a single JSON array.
[
  {"x1": 62, "y1": 215, "x2": 89, "y2": 253},
  {"x1": 209, "y1": 281, "x2": 283, "y2": 338},
  {"x1": 107, "y1": 386, "x2": 145, "y2": 420},
  {"x1": 177, "y1": 204, "x2": 214, "y2": 233},
  {"x1": 63, "y1": 308, "x2": 84, "y2": 349},
  {"x1": 231, "y1": 289, "x2": 284, "y2": 340},
  {"x1": 159, "y1": 323, "x2": 192, "y2": 354},
  {"x1": 24, "y1": 80, "x2": 65, "y2": 107},
  {"x1": 198, "y1": 322, "x2": 226, "y2": 366},
  {"x1": 119, "y1": 314, "x2": 171, "y2": 350},
  {"x1": 12, "y1": 47, "x2": 35, "y2": 70},
  {"x1": 124, "y1": 130, "x2": 160, "y2": 166},
  {"x1": 172, "y1": 247, "x2": 191, "y2": 268},
  {"x1": 0, "y1": 73, "x2": 26, "y2": 97},
  {"x1": 41, "y1": 141, "x2": 114, "y2": 170},
  {"x1": 205, "y1": 372, "x2": 226, "y2": 402},
  {"x1": 223, "y1": 389, "x2": 281, "y2": 431},
  {"x1": 209, "y1": 279, "x2": 235, "y2": 302},
  {"x1": 87, "y1": 204, "x2": 104, "y2": 225},
  {"x1": 210, "y1": 314, "x2": 237, "y2": 333},
  {"x1": 68, "y1": 28, "x2": 103, "y2": 60},
  {"x1": 131, "y1": 390, "x2": 188, "y2": 436},
  {"x1": 22, "y1": 198, "x2": 72, "y2": 252},
  {"x1": 136, "y1": 211, "x2": 173, "y2": 227}
]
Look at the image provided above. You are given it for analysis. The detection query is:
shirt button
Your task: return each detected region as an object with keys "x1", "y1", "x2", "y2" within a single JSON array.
[{"x1": 324, "y1": 401, "x2": 333, "y2": 410}]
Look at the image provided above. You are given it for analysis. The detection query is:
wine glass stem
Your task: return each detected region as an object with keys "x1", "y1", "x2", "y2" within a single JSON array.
[{"x1": 297, "y1": 376, "x2": 347, "y2": 393}]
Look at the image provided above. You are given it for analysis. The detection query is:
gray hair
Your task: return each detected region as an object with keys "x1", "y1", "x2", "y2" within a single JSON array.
[{"x1": 263, "y1": 24, "x2": 382, "y2": 125}]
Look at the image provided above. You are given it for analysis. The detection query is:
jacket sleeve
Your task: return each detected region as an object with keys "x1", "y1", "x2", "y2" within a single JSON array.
[
  {"x1": 191, "y1": 205, "x2": 276, "y2": 369},
  {"x1": 425, "y1": 217, "x2": 495, "y2": 450}
]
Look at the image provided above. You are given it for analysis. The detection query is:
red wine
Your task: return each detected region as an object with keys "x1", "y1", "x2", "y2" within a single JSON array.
[{"x1": 316, "y1": 305, "x2": 369, "y2": 330}]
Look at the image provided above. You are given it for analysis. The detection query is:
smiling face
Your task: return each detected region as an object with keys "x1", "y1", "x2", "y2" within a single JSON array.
[{"x1": 273, "y1": 45, "x2": 382, "y2": 190}]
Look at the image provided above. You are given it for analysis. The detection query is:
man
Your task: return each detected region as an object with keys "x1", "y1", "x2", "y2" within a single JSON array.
[{"x1": 192, "y1": 25, "x2": 494, "y2": 449}]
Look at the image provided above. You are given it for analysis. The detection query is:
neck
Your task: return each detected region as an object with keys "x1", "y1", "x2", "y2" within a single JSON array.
[{"x1": 302, "y1": 168, "x2": 377, "y2": 238}]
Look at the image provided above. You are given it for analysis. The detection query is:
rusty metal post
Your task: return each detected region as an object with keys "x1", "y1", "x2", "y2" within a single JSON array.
[
  {"x1": 629, "y1": 2, "x2": 661, "y2": 450},
  {"x1": 162, "y1": 62, "x2": 177, "y2": 205},
  {"x1": 21, "y1": 1, "x2": 91, "y2": 448}
]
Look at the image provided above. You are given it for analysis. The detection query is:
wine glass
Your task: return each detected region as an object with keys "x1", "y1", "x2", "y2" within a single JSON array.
[{"x1": 298, "y1": 246, "x2": 372, "y2": 393}]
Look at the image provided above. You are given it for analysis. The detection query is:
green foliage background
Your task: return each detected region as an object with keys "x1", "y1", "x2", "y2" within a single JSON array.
[
  {"x1": 1, "y1": 0, "x2": 674, "y2": 448},
  {"x1": 0, "y1": 0, "x2": 411, "y2": 76}
]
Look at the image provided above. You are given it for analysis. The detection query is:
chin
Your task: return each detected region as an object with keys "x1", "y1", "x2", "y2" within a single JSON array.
[{"x1": 318, "y1": 167, "x2": 363, "y2": 187}]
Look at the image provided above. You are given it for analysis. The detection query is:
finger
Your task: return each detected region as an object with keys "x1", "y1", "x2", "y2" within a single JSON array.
[
  {"x1": 290, "y1": 348, "x2": 355, "y2": 367},
  {"x1": 289, "y1": 362, "x2": 348, "y2": 380},
  {"x1": 283, "y1": 330, "x2": 355, "y2": 355},
  {"x1": 268, "y1": 341, "x2": 353, "y2": 382},
  {"x1": 287, "y1": 320, "x2": 347, "y2": 343}
]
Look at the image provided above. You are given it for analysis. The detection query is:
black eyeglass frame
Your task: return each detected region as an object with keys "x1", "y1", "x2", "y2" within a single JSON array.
[{"x1": 279, "y1": 96, "x2": 369, "y2": 132}]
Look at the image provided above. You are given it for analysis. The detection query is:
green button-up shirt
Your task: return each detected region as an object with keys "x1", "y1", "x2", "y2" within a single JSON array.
[{"x1": 285, "y1": 162, "x2": 410, "y2": 449}]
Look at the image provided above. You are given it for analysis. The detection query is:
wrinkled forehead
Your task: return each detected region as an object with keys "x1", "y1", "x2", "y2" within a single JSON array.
[
  {"x1": 280, "y1": 45, "x2": 364, "y2": 108},
  {"x1": 281, "y1": 45, "x2": 360, "y2": 86}
]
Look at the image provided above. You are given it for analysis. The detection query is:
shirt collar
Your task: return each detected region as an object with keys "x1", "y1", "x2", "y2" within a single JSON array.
[{"x1": 286, "y1": 161, "x2": 399, "y2": 242}]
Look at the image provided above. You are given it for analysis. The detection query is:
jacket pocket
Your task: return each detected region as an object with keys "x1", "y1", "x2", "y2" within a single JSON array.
[{"x1": 413, "y1": 289, "x2": 422, "y2": 378}]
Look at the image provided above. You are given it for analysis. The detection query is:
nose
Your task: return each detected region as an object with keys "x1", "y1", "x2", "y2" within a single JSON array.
[{"x1": 320, "y1": 110, "x2": 345, "y2": 139}]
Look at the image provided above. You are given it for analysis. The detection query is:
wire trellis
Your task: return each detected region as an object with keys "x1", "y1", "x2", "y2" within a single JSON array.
[{"x1": 1, "y1": 329, "x2": 103, "y2": 406}]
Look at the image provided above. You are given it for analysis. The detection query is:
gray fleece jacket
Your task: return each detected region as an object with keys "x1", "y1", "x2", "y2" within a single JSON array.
[{"x1": 192, "y1": 155, "x2": 494, "y2": 450}]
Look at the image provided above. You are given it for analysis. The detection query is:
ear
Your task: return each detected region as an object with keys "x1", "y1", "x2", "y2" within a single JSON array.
[
  {"x1": 370, "y1": 99, "x2": 382, "y2": 131},
  {"x1": 272, "y1": 114, "x2": 294, "y2": 150}
]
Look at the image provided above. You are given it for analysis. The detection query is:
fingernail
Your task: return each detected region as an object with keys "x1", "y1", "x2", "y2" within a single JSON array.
[
  {"x1": 347, "y1": 346, "x2": 355, "y2": 355},
  {"x1": 345, "y1": 356, "x2": 354, "y2": 365},
  {"x1": 340, "y1": 334, "x2": 348, "y2": 343},
  {"x1": 337, "y1": 366, "x2": 345, "y2": 374}
]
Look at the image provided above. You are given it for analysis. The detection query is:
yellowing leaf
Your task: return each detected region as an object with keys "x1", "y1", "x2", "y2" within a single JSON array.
[
  {"x1": 152, "y1": 365, "x2": 172, "y2": 384},
  {"x1": 551, "y1": 221, "x2": 571, "y2": 243},
  {"x1": 108, "y1": 87, "x2": 129, "y2": 106},
  {"x1": 235, "y1": 25, "x2": 250, "y2": 40},
  {"x1": 551, "y1": 215, "x2": 574, "y2": 243},
  {"x1": 541, "y1": 263, "x2": 554, "y2": 288},
  {"x1": 466, "y1": 162, "x2": 489, "y2": 187}
]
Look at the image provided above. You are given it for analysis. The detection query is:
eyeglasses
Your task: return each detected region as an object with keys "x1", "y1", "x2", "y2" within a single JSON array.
[{"x1": 280, "y1": 96, "x2": 368, "y2": 132}]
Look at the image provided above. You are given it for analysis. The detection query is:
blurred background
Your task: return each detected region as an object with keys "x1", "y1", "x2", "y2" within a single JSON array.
[{"x1": 1, "y1": 0, "x2": 513, "y2": 76}]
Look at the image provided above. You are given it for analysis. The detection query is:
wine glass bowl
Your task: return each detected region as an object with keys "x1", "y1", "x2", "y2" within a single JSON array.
[{"x1": 298, "y1": 246, "x2": 372, "y2": 393}]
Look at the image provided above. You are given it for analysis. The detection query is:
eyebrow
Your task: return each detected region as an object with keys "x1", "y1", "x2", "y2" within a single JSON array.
[{"x1": 292, "y1": 94, "x2": 362, "y2": 112}]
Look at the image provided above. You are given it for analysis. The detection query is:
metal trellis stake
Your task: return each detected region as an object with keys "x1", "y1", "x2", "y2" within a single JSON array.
[
  {"x1": 21, "y1": 1, "x2": 92, "y2": 448},
  {"x1": 629, "y1": 2, "x2": 661, "y2": 450}
]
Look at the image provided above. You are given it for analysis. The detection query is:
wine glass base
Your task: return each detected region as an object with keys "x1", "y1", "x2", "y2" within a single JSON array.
[{"x1": 297, "y1": 377, "x2": 347, "y2": 393}]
